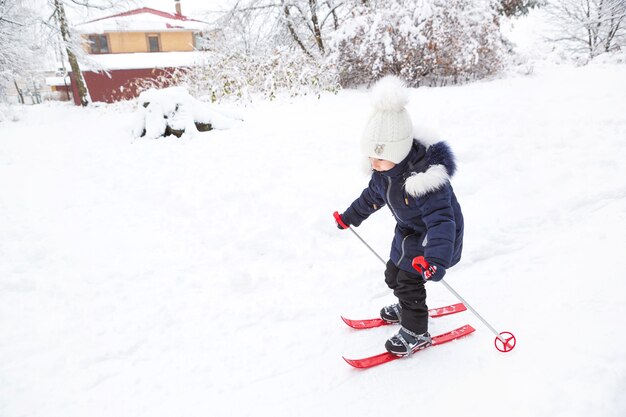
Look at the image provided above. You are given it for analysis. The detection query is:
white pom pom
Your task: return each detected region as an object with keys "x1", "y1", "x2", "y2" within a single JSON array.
[
  {"x1": 371, "y1": 75, "x2": 409, "y2": 112},
  {"x1": 413, "y1": 124, "x2": 441, "y2": 148}
]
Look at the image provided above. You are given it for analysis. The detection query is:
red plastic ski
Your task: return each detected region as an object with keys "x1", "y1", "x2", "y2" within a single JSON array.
[
  {"x1": 341, "y1": 303, "x2": 466, "y2": 330},
  {"x1": 343, "y1": 324, "x2": 476, "y2": 369}
]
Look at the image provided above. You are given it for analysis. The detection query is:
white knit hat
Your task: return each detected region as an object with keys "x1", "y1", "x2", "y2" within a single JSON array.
[{"x1": 361, "y1": 76, "x2": 413, "y2": 164}]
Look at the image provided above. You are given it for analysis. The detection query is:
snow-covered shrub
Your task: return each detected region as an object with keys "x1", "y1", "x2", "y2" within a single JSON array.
[
  {"x1": 175, "y1": 47, "x2": 340, "y2": 103},
  {"x1": 328, "y1": 4, "x2": 427, "y2": 87},
  {"x1": 0, "y1": 104, "x2": 19, "y2": 123},
  {"x1": 133, "y1": 87, "x2": 242, "y2": 139},
  {"x1": 589, "y1": 51, "x2": 626, "y2": 65},
  {"x1": 422, "y1": 0, "x2": 507, "y2": 84},
  {"x1": 328, "y1": 0, "x2": 506, "y2": 87},
  {"x1": 123, "y1": 47, "x2": 339, "y2": 104},
  {"x1": 115, "y1": 69, "x2": 183, "y2": 103}
]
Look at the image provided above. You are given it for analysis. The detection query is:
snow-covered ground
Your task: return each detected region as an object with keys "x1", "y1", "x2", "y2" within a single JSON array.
[{"x1": 1, "y1": 63, "x2": 625, "y2": 417}]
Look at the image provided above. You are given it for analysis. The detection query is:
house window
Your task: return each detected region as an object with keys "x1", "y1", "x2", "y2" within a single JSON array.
[
  {"x1": 88, "y1": 34, "x2": 109, "y2": 54},
  {"x1": 147, "y1": 35, "x2": 161, "y2": 52},
  {"x1": 194, "y1": 32, "x2": 207, "y2": 50}
]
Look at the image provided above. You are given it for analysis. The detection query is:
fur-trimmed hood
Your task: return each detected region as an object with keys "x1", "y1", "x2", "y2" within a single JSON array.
[
  {"x1": 374, "y1": 124, "x2": 457, "y2": 198},
  {"x1": 404, "y1": 136, "x2": 457, "y2": 198}
]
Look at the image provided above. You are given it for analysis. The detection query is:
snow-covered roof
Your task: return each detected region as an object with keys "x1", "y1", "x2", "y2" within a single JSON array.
[
  {"x1": 84, "y1": 51, "x2": 207, "y2": 70},
  {"x1": 75, "y1": 8, "x2": 209, "y2": 34}
]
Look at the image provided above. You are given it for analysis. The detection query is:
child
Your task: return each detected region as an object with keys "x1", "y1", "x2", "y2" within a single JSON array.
[{"x1": 336, "y1": 76, "x2": 464, "y2": 357}]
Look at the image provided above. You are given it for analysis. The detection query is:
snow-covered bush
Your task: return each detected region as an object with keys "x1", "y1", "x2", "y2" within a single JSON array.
[
  {"x1": 328, "y1": 0, "x2": 506, "y2": 87},
  {"x1": 133, "y1": 87, "x2": 242, "y2": 139},
  {"x1": 124, "y1": 47, "x2": 339, "y2": 104},
  {"x1": 589, "y1": 50, "x2": 626, "y2": 65},
  {"x1": 114, "y1": 70, "x2": 182, "y2": 104},
  {"x1": 423, "y1": 0, "x2": 507, "y2": 83},
  {"x1": 175, "y1": 47, "x2": 340, "y2": 103},
  {"x1": 0, "y1": 104, "x2": 20, "y2": 123}
]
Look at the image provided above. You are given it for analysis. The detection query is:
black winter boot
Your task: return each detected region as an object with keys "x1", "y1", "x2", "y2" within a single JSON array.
[
  {"x1": 379, "y1": 303, "x2": 402, "y2": 323},
  {"x1": 385, "y1": 327, "x2": 432, "y2": 357}
]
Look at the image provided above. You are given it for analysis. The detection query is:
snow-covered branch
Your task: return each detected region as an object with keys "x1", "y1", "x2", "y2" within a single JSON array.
[
  {"x1": 320, "y1": 0, "x2": 343, "y2": 29},
  {"x1": 546, "y1": 0, "x2": 626, "y2": 58},
  {"x1": 0, "y1": 16, "x2": 23, "y2": 25}
]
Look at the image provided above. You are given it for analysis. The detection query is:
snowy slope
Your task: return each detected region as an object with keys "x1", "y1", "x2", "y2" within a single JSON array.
[{"x1": 1, "y1": 64, "x2": 625, "y2": 417}]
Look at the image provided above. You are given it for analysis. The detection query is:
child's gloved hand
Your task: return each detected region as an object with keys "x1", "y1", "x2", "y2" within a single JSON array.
[
  {"x1": 421, "y1": 261, "x2": 446, "y2": 282},
  {"x1": 335, "y1": 212, "x2": 351, "y2": 230}
]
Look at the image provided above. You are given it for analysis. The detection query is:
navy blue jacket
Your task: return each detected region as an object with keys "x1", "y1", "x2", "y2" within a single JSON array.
[{"x1": 343, "y1": 139, "x2": 464, "y2": 273}]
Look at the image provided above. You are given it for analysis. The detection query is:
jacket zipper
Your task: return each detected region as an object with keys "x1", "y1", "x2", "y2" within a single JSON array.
[
  {"x1": 398, "y1": 233, "x2": 414, "y2": 265},
  {"x1": 386, "y1": 177, "x2": 400, "y2": 220},
  {"x1": 386, "y1": 176, "x2": 411, "y2": 265}
]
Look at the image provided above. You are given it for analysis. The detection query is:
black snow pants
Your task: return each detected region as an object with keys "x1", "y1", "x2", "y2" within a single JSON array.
[{"x1": 384, "y1": 260, "x2": 428, "y2": 334}]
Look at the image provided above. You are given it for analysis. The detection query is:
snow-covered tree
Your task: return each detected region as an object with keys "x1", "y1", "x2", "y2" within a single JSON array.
[
  {"x1": 328, "y1": 0, "x2": 506, "y2": 87},
  {"x1": 0, "y1": 0, "x2": 41, "y2": 101},
  {"x1": 546, "y1": 0, "x2": 626, "y2": 59},
  {"x1": 210, "y1": 0, "x2": 280, "y2": 55},
  {"x1": 221, "y1": 0, "x2": 356, "y2": 57},
  {"x1": 48, "y1": 0, "x2": 91, "y2": 105}
]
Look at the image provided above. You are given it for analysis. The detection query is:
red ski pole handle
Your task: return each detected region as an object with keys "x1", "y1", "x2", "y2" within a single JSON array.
[
  {"x1": 414, "y1": 257, "x2": 438, "y2": 280},
  {"x1": 412, "y1": 256, "x2": 429, "y2": 274},
  {"x1": 333, "y1": 211, "x2": 349, "y2": 229}
]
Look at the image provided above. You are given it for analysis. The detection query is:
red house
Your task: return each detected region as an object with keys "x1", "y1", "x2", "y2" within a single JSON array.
[{"x1": 69, "y1": 1, "x2": 211, "y2": 104}]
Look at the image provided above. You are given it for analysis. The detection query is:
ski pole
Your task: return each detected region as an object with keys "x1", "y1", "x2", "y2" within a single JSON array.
[
  {"x1": 333, "y1": 212, "x2": 386, "y2": 265},
  {"x1": 413, "y1": 256, "x2": 516, "y2": 352}
]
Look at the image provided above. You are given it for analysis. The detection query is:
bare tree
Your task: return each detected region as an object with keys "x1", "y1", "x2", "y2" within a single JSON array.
[
  {"x1": 281, "y1": 0, "x2": 313, "y2": 56},
  {"x1": 222, "y1": 0, "x2": 357, "y2": 57},
  {"x1": 547, "y1": 0, "x2": 626, "y2": 58},
  {"x1": 280, "y1": 0, "x2": 347, "y2": 55},
  {"x1": 43, "y1": 0, "x2": 128, "y2": 106},
  {"x1": 50, "y1": 0, "x2": 91, "y2": 105},
  {"x1": 210, "y1": 1, "x2": 278, "y2": 54}
]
